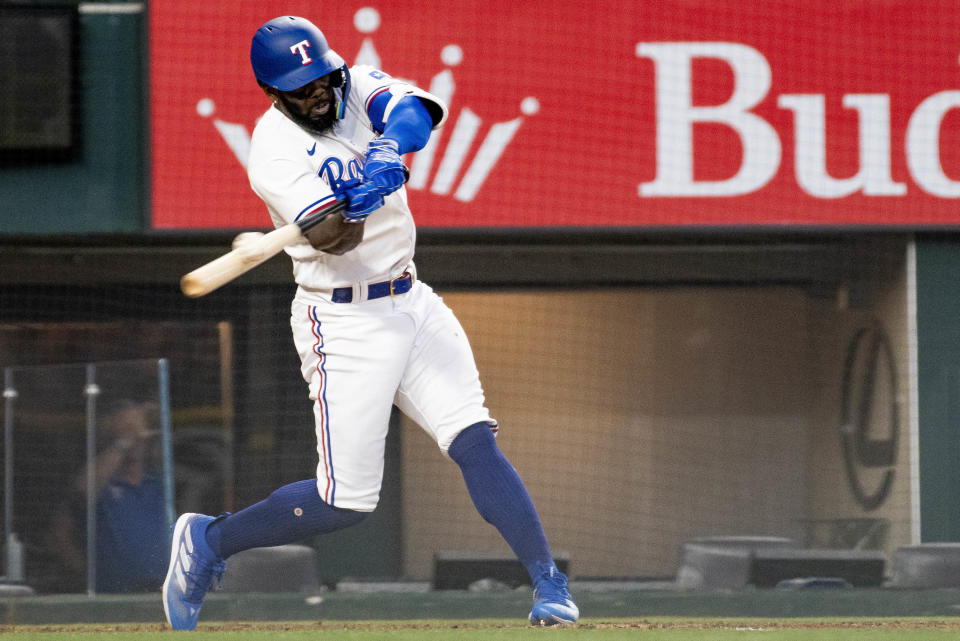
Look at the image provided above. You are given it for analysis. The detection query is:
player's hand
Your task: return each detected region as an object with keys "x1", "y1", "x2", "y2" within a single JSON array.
[
  {"x1": 363, "y1": 138, "x2": 406, "y2": 195},
  {"x1": 334, "y1": 177, "x2": 384, "y2": 222},
  {"x1": 232, "y1": 231, "x2": 266, "y2": 264}
]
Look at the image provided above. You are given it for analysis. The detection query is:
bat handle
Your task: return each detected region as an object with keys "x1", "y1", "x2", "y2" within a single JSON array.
[
  {"x1": 179, "y1": 198, "x2": 348, "y2": 298},
  {"x1": 298, "y1": 198, "x2": 348, "y2": 233}
]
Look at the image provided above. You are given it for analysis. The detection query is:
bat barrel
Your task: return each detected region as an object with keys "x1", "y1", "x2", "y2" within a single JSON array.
[{"x1": 180, "y1": 252, "x2": 250, "y2": 298}]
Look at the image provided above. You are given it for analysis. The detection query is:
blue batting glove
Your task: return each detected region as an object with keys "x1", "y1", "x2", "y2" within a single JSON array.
[
  {"x1": 363, "y1": 138, "x2": 407, "y2": 195},
  {"x1": 333, "y1": 177, "x2": 384, "y2": 222}
]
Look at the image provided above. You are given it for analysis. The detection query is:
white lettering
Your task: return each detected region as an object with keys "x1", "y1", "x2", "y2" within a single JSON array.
[
  {"x1": 906, "y1": 91, "x2": 960, "y2": 197},
  {"x1": 636, "y1": 41, "x2": 960, "y2": 201},
  {"x1": 778, "y1": 94, "x2": 905, "y2": 198},
  {"x1": 636, "y1": 42, "x2": 781, "y2": 197}
]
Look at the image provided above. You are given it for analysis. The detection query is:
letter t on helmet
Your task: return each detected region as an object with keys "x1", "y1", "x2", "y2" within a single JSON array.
[{"x1": 250, "y1": 16, "x2": 350, "y2": 117}]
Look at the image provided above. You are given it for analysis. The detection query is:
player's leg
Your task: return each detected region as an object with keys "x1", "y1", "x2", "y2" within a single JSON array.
[
  {"x1": 163, "y1": 485, "x2": 365, "y2": 631},
  {"x1": 447, "y1": 424, "x2": 577, "y2": 625},
  {"x1": 211, "y1": 299, "x2": 410, "y2": 543},
  {"x1": 393, "y1": 283, "x2": 578, "y2": 625},
  {"x1": 446, "y1": 423, "x2": 551, "y2": 576},
  {"x1": 206, "y1": 480, "x2": 367, "y2": 556},
  {"x1": 164, "y1": 299, "x2": 410, "y2": 630},
  {"x1": 291, "y1": 298, "x2": 413, "y2": 509}
]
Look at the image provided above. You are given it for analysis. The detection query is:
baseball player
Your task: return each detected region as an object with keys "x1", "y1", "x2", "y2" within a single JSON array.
[{"x1": 162, "y1": 15, "x2": 578, "y2": 630}]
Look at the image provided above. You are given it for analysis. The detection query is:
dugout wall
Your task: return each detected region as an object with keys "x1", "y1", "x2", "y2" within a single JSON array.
[
  {"x1": 0, "y1": 232, "x2": 918, "y2": 586},
  {"x1": 400, "y1": 240, "x2": 913, "y2": 580}
]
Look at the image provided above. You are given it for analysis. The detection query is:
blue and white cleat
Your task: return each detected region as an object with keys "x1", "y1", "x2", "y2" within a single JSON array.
[
  {"x1": 528, "y1": 562, "x2": 579, "y2": 626},
  {"x1": 162, "y1": 513, "x2": 225, "y2": 631}
]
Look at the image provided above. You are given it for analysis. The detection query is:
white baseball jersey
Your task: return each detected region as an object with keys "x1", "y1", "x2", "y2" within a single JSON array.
[
  {"x1": 247, "y1": 66, "x2": 496, "y2": 512},
  {"x1": 248, "y1": 65, "x2": 446, "y2": 293}
]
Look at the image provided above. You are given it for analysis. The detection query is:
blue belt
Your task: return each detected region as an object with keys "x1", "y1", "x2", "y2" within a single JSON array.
[{"x1": 332, "y1": 272, "x2": 413, "y2": 303}]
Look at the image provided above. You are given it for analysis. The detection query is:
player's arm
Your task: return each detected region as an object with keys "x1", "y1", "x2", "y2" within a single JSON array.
[
  {"x1": 233, "y1": 208, "x2": 365, "y2": 259},
  {"x1": 249, "y1": 152, "x2": 375, "y2": 245},
  {"x1": 372, "y1": 95, "x2": 436, "y2": 153},
  {"x1": 304, "y1": 212, "x2": 364, "y2": 254},
  {"x1": 362, "y1": 82, "x2": 448, "y2": 195}
]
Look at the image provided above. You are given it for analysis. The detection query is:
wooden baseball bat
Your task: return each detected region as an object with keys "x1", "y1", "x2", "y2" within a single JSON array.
[{"x1": 180, "y1": 199, "x2": 347, "y2": 298}]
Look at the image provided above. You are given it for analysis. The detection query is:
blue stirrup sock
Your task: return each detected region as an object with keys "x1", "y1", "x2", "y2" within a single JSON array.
[
  {"x1": 204, "y1": 478, "x2": 367, "y2": 559},
  {"x1": 447, "y1": 422, "x2": 555, "y2": 581}
]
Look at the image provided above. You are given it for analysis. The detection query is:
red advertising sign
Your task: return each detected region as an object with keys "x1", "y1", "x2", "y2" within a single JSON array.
[{"x1": 149, "y1": 1, "x2": 960, "y2": 228}]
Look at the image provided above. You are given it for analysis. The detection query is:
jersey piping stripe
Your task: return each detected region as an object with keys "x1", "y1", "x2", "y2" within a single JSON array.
[
  {"x1": 309, "y1": 306, "x2": 335, "y2": 504},
  {"x1": 364, "y1": 85, "x2": 392, "y2": 117},
  {"x1": 295, "y1": 194, "x2": 338, "y2": 222}
]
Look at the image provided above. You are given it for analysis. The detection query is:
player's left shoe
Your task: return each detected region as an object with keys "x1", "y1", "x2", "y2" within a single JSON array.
[
  {"x1": 528, "y1": 561, "x2": 579, "y2": 626},
  {"x1": 162, "y1": 513, "x2": 225, "y2": 630}
]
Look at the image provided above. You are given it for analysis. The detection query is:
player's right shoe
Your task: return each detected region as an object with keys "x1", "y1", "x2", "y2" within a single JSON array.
[
  {"x1": 162, "y1": 513, "x2": 225, "y2": 631},
  {"x1": 528, "y1": 561, "x2": 579, "y2": 626}
]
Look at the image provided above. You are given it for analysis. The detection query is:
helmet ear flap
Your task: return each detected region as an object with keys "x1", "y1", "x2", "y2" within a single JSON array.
[{"x1": 335, "y1": 67, "x2": 350, "y2": 120}]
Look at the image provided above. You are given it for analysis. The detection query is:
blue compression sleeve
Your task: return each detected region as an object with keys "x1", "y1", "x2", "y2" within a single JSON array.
[{"x1": 367, "y1": 94, "x2": 434, "y2": 155}]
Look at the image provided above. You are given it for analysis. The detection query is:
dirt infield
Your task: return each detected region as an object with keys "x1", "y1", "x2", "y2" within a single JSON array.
[{"x1": 6, "y1": 618, "x2": 960, "y2": 635}]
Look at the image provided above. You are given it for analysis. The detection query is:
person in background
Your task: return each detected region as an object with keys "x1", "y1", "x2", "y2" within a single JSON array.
[{"x1": 49, "y1": 399, "x2": 170, "y2": 593}]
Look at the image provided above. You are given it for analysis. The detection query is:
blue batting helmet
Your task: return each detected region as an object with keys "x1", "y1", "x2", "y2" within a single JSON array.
[{"x1": 250, "y1": 16, "x2": 346, "y2": 92}]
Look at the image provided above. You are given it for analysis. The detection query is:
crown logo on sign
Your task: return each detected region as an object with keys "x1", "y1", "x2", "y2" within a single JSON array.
[{"x1": 199, "y1": 7, "x2": 537, "y2": 202}]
